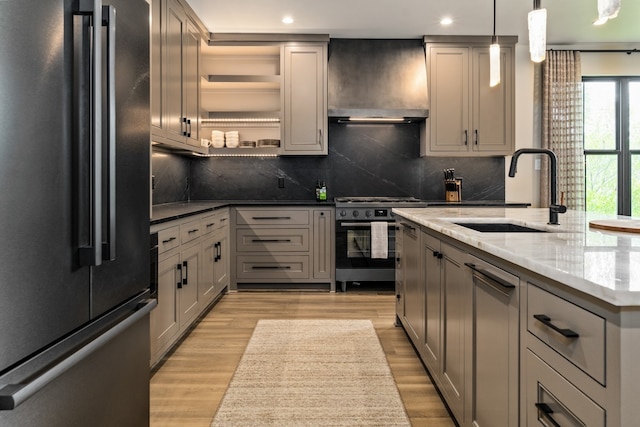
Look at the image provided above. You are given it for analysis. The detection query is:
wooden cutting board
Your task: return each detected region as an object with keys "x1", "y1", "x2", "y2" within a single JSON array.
[{"x1": 589, "y1": 219, "x2": 640, "y2": 233}]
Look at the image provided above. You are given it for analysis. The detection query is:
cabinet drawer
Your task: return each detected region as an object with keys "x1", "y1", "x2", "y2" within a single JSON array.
[
  {"x1": 180, "y1": 218, "x2": 202, "y2": 244},
  {"x1": 200, "y1": 214, "x2": 218, "y2": 236},
  {"x1": 236, "y1": 255, "x2": 309, "y2": 280},
  {"x1": 527, "y1": 283, "x2": 606, "y2": 384},
  {"x1": 157, "y1": 225, "x2": 180, "y2": 254},
  {"x1": 236, "y1": 228, "x2": 309, "y2": 252},
  {"x1": 235, "y1": 209, "x2": 309, "y2": 225},
  {"x1": 201, "y1": 210, "x2": 229, "y2": 235},
  {"x1": 526, "y1": 350, "x2": 605, "y2": 427}
]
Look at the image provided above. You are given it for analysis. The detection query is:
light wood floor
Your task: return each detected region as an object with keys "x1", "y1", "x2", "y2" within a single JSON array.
[{"x1": 150, "y1": 289, "x2": 456, "y2": 427}]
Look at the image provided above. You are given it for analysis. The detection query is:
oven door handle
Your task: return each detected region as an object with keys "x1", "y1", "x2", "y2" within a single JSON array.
[{"x1": 339, "y1": 222, "x2": 397, "y2": 228}]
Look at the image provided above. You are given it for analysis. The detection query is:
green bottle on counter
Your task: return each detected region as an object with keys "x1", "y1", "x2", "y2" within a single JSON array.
[{"x1": 316, "y1": 180, "x2": 327, "y2": 201}]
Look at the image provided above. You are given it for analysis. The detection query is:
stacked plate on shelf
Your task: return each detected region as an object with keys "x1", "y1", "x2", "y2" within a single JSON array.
[
  {"x1": 211, "y1": 130, "x2": 225, "y2": 148},
  {"x1": 257, "y1": 139, "x2": 280, "y2": 148},
  {"x1": 239, "y1": 140, "x2": 256, "y2": 148},
  {"x1": 225, "y1": 131, "x2": 239, "y2": 148}
]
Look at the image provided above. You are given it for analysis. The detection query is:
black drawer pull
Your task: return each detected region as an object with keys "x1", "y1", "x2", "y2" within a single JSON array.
[
  {"x1": 465, "y1": 263, "x2": 515, "y2": 296},
  {"x1": 535, "y1": 403, "x2": 561, "y2": 427},
  {"x1": 251, "y1": 266, "x2": 292, "y2": 270},
  {"x1": 187, "y1": 228, "x2": 199, "y2": 234},
  {"x1": 251, "y1": 239, "x2": 292, "y2": 243},
  {"x1": 162, "y1": 237, "x2": 176, "y2": 244},
  {"x1": 252, "y1": 216, "x2": 292, "y2": 220},
  {"x1": 206, "y1": 222, "x2": 215, "y2": 228},
  {"x1": 533, "y1": 314, "x2": 579, "y2": 338}
]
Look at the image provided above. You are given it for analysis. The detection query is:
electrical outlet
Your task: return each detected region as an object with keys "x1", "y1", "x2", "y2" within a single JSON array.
[{"x1": 278, "y1": 177, "x2": 285, "y2": 188}]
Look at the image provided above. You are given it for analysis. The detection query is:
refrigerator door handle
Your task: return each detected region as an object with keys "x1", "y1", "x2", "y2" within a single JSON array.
[
  {"x1": 101, "y1": 4, "x2": 117, "y2": 261},
  {"x1": 0, "y1": 299, "x2": 157, "y2": 411},
  {"x1": 77, "y1": 0, "x2": 103, "y2": 267}
]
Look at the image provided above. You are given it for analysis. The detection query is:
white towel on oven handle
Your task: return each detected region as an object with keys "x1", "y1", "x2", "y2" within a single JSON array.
[{"x1": 370, "y1": 221, "x2": 388, "y2": 259}]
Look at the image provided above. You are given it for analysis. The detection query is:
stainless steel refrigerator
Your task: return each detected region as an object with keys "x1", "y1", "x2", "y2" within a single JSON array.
[{"x1": 0, "y1": 0, "x2": 155, "y2": 425}]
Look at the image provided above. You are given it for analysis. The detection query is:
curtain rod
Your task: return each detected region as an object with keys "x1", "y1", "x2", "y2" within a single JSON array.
[{"x1": 550, "y1": 48, "x2": 639, "y2": 54}]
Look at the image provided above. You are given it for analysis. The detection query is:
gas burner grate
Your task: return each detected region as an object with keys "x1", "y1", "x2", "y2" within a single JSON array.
[{"x1": 335, "y1": 196, "x2": 423, "y2": 204}]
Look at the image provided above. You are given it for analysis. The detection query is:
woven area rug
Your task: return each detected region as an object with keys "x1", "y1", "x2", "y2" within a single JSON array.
[{"x1": 211, "y1": 319, "x2": 411, "y2": 426}]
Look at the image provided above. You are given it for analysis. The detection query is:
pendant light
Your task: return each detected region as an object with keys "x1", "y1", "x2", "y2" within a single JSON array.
[
  {"x1": 528, "y1": 0, "x2": 547, "y2": 63},
  {"x1": 594, "y1": 0, "x2": 621, "y2": 25},
  {"x1": 489, "y1": 0, "x2": 500, "y2": 87}
]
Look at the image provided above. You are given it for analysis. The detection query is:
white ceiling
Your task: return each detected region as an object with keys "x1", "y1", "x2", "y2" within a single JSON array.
[{"x1": 185, "y1": 0, "x2": 640, "y2": 47}]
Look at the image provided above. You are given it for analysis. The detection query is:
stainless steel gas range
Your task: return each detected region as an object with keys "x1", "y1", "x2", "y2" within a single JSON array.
[{"x1": 334, "y1": 197, "x2": 429, "y2": 292}]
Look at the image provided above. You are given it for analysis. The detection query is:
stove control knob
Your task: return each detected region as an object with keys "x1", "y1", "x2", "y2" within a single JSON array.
[
  {"x1": 352, "y1": 210, "x2": 359, "y2": 218},
  {"x1": 339, "y1": 210, "x2": 347, "y2": 217},
  {"x1": 365, "y1": 210, "x2": 372, "y2": 218}
]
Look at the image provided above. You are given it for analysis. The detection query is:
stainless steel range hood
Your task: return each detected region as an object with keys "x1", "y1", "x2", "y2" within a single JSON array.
[{"x1": 328, "y1": 39, "x2": 428, "y2": 123}]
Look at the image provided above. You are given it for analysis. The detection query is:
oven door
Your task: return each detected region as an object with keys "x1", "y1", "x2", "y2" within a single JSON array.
[{"x1": 335, "y1": 220, "x2": 396, "y2": 282}]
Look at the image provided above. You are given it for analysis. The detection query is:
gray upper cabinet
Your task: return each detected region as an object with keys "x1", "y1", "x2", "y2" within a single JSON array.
[
  {"x1": 422, "y1": 36, "x2": 516, "y2": 157},
  {"x1": 201, "y1": 36, "x2": 328, "y2": 156},
  {"x1": 283, "y1": 43, "x2": 328, "y2": 155},
  {"x1": 151, "y1": 0, "x2": 206, "y2": 154}
]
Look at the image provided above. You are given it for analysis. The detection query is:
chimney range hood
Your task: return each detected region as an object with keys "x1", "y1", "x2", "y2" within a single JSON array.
[{"x1": 328, "y1": 39, "x2": 429, "y2": 123}]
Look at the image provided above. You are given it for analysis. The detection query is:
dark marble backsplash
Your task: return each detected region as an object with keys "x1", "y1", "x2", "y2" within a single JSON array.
[
  {"x1": 151, "y1": 150, "x2": 190, "y2": 204},
  {"x1": 152, "y1": 123, "x2": 505, "y2": 204}
]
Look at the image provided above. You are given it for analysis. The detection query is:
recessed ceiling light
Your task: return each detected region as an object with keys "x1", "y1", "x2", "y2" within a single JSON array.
[
  {"x1": 282, "y1": 16, "x2": 294, "y2": 24},
  {"x1": 440, "y1": 17, "x2": 453, "y2": 26}
]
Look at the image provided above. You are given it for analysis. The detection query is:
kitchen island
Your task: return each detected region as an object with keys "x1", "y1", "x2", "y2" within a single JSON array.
[{"x1": 392, "y1": 207, "x2": 640, "y2": 427}]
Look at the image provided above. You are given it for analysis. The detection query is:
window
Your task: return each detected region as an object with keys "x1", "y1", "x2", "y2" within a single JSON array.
[{"x1": 583, "y1": 77, "x2": 640, "y2": 216}]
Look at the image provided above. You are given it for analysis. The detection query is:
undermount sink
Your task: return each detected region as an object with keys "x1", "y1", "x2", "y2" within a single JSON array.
[{"x1": 455, "y1": 222, "x2": 548, "y2": 233}]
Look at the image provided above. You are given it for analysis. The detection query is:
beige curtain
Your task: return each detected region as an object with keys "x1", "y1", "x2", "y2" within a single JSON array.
[{"x1": 541, "y1": 51, "x2": 585, "y2": 210}]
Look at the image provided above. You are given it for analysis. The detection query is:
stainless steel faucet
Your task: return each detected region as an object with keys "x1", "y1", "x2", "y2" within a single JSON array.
[{"x1": 508, "y1": 148, "x2": 567, "y2": 225}]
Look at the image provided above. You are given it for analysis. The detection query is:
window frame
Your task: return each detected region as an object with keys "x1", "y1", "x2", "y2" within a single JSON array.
[{"x1": 582, "y1": 76, "x2": 640, "y2": 216}]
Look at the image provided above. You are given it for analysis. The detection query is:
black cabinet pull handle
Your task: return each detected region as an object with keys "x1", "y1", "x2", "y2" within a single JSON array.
[
  {"x1": 162, "y1": 236, "x2": 176, "y2": 244},
  {"x1": 182, "y1": 260, "x2": 188, "y2": 285},
  {"x1": 176, "y1": 263, "x2": 182, "y2": 288},
  {"x1": 214, "y1": 242, "x2": 221, "y2": 262},
  {"x1": 399, "y1": 222, "x2": 416, "y2": 232},
  {"x1": 465, "y1": 263, "x2": 515, "y2": 296},
  {"x1": 535, "y1": 403, "x2": 561, "y2": 427},
  {"x1": 464, "y1": 129, "x2": 468, "y2": 145},
  {"x1": 188, "y1": 228, "x2": 198, "y2": 234},
  {"x1": 533, "y1": 314, "x2": 579, "y2": 338},
  {"x1": 252, "y1": 216, "x2": 292, "y2": 220},
  {"x1": 251, "y1": 266, "x2": 292, "y2": 270},
  {"x1": 206, "y1": 222, "x2": 215, "y2": 228},
  {"x1": 474, "y1": 129, "x2": 478, "y2": 145},
  {"x1": 251, "y1": 239, "x2": 292, "y2": 243}
]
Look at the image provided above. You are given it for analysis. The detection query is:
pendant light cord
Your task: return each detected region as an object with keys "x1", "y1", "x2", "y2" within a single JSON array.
[{"x1": 493, "y1": 0, "x2": 496, "y2": 36}]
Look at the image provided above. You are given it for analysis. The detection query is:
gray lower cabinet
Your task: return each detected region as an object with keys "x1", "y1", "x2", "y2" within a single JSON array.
[
  {"x1": 467, "y1": 255, "x2": 519, "y2": 427},
  {"x1": 396, "y1": 224, "x2": 518, "y2": 427},
  {"x1": 150, "y1": 209, "x2": 229, "y2": 367},
  {"x1": 178, "y1": 241, "x2": 201, "y2": 327},
  {"x1": 422, "y1": 233, "x2": 441, "y2": 375},
  {"x1": 399, "y1": 221, "x2": 422, "y2": 344},
  {"x1": 151, "y1": 251, "x2": 180, "y2": 361},
  {"x1": 395, "y1": 213, "x2": 640, "y2": 427},
  {"x1": 437, "y1": 239, "x2": 469, "y2": 424},
  {"x1": 231, "y1": 207, "x2": 335, "y2": 291}
]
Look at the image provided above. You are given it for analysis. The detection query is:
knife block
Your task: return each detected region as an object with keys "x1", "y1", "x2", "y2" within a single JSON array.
[{"x1": 444, "y1": 179, "x2": 462, "y2": 202}]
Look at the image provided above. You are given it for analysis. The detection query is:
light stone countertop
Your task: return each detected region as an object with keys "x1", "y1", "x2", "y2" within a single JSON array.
[{"x1": 392, "y1": 207, "x2": 640, "y2": 307}]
